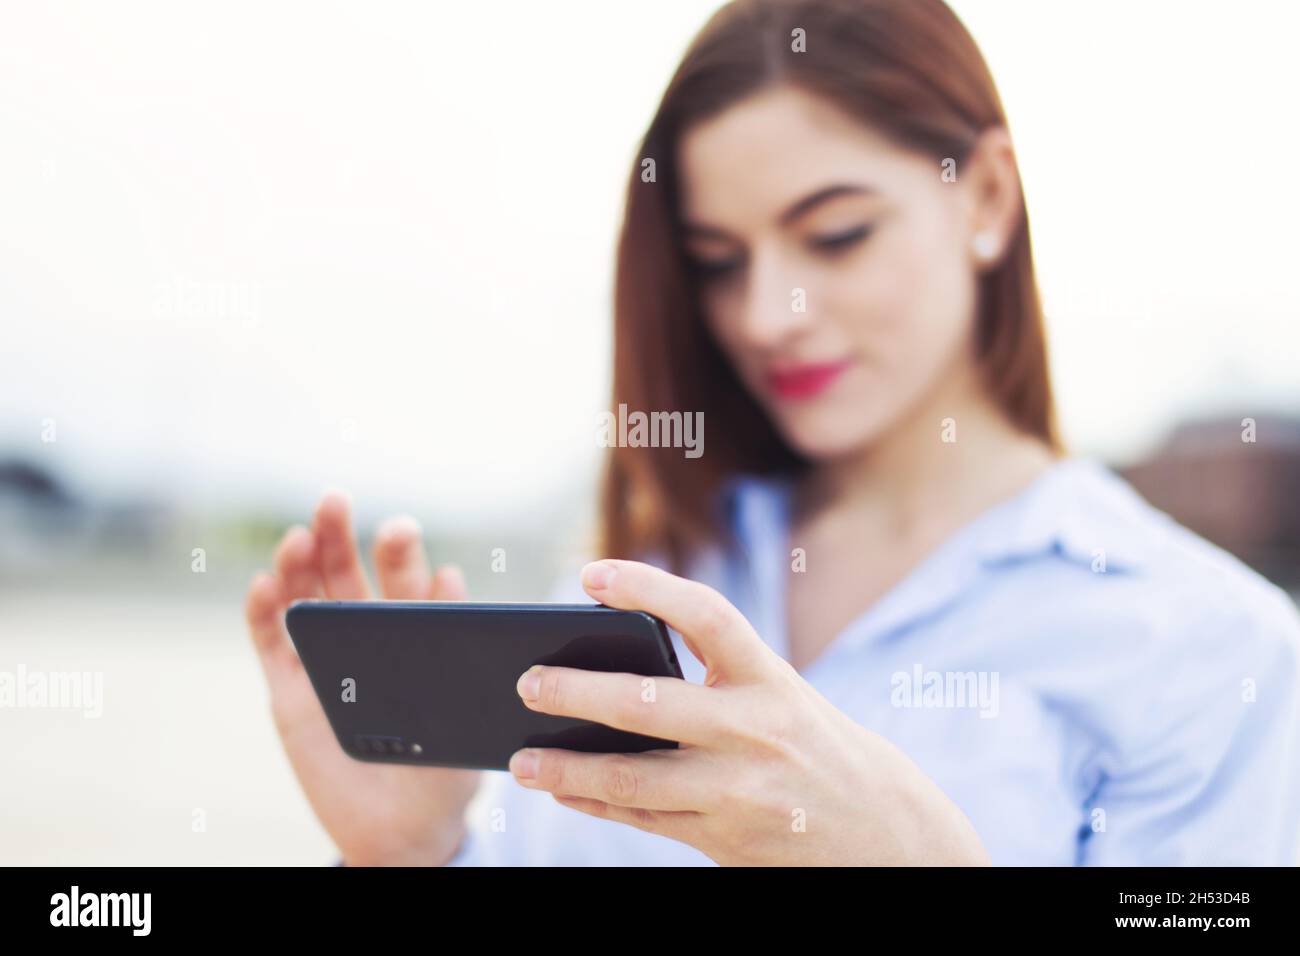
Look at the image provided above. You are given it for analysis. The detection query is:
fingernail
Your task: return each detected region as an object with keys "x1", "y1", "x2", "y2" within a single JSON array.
[
  {"x1": 510, "y1": 749, "x2": 539, "y2": 781},
  {"x1": 517, "y1": 666, "x2": 542, "y2": 702},
  {"x1": 321, "y1": 488, "x2": 351, "y2": 511},
  {"x1": 582, "y1": 561, "x2": 616, "y2": 590},
  {"x1": 285, "y1": 525, "x2": 313, "y2": 553},
  {"x1": 378, "y1": 515, "x2": 421, "y2": 542}
]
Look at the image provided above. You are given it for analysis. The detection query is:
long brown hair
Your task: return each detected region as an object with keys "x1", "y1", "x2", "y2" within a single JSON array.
[{"x1": 600, "y1": 0, "x2": 1060, "y2": 571}]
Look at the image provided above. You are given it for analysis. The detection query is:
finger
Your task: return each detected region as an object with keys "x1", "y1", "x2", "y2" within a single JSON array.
[
  {"x1": 580, "y1": 560, "x2": 772, "y2": 683},
  {"x1": 516, "y1": 665, "x2": 728, "y2": 746},
  {"x1": 551, "y1": 794, "x2": 700, "y2": 843},
  {"x1": 429, "y1": 564, "x2": 468, "y2": 601},
  {"x1": 373, "y1": 515, "x2": 432, "y2": 599},
  {"x1": 311, "y1": 490, "x2": 372, "y2": 599},
  {"x1": 245, "y1": 571, "x2": 301, "y2": 683},
  {"x1": 273, "y1": 525, "x2": 323, "y2": 601},
  {"x1": 509, "y1": 747, "x2": 709, "y2": 812}
]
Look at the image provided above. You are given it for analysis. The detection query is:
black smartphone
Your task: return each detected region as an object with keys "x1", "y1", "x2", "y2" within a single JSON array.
[{"x1": 284, "y1": 601, "x2": 685, "y2": 771}]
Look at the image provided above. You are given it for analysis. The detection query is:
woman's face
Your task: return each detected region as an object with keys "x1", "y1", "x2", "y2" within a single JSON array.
[{"x1": 677, "y1": 85, "x2": 995, "y2": 461}]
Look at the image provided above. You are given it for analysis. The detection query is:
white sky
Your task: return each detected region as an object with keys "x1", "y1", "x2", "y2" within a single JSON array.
[{"x1": 2, "y1": 0, "x2": 1297, "y2": 527}]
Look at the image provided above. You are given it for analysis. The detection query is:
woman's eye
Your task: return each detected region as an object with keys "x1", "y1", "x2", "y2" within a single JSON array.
[
  {"x1": 688, "y1": 256, "x2": 743, "y2": 280},
  {"x1": 810, "y1": 224, "x2": 872, "y2": 252}
]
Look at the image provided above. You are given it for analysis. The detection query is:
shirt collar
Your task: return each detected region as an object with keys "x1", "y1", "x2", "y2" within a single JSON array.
[
  {"x1": 726, "y1": 457, "x2": 1151, "y2": 572},
  {"x1": 972, "y1": 457, "x2": 1154, "y2": 574},
  {"x1": 721, "y1": 457, "x2": 1155, "y2": 654}
]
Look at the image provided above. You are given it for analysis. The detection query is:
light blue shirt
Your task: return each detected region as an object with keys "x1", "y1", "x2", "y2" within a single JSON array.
[{"x1": 449, "y1": 457, "x2": 1300, "y2": 865}]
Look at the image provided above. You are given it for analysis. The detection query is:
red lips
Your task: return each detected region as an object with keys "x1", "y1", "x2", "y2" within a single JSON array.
[{"x1": 766, "y1": 360, "x2": 854, "y2": 400}]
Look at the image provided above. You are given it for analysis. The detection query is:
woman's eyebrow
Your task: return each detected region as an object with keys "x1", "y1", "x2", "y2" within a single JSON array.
[
  {"x1": 681, "y1": 182, "x2": 876, "y2": 240},
  {"x1": 777, "y1": 183, "x2": 875, "y2": 225}
]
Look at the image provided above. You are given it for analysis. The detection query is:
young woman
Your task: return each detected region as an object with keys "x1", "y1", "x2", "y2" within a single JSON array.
[{"x1": 244, "y1": 0, "x2": 1300, "y2": 865}]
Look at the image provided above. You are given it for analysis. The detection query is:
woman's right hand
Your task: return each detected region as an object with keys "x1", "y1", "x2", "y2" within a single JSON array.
[{"x1": 244, "y1": 492, "x2": 480, "y2": 866}]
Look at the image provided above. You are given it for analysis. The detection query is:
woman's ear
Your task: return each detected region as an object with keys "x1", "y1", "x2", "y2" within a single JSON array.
[{"x1": 961, "y1": 126, "x2": 1023, "y2": 272}]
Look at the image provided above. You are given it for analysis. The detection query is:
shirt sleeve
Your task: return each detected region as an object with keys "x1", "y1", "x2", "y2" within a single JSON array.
[{"x1": 1077, "y1": 583, "x2": 1300, "y2": 865}]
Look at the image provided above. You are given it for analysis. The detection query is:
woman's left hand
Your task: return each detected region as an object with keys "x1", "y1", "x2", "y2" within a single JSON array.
[{"x1": 508, "y1": 559, "x2": 991, "y2": 866}]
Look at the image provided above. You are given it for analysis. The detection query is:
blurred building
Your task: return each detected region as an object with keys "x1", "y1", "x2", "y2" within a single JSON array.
[
  {"x1": 1119, "y1": 416, "x2": 1300, "y2": 593},
  {"x1": 0, "y1": 458, "x2": 174, "y2": 575}
]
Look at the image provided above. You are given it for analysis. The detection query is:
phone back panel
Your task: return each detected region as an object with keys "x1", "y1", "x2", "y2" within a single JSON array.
[{"x1": 285, "y1": 601, "x2": 684, "y2": 770}]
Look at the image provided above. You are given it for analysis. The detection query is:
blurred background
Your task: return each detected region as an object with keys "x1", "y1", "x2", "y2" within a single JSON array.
[{"x1": 2, "y1": 0, "x2": 1298, "y2": 864}]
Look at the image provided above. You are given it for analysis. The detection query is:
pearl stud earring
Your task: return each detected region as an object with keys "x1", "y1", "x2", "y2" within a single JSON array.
[{"x1": 971, "y1": 231, "x2": 999, "y2": 263}]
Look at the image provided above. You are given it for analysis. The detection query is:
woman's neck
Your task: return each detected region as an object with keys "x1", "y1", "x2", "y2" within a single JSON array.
[{"x1": 794, "y1": 367, "x2": 1058, "y2": 542}]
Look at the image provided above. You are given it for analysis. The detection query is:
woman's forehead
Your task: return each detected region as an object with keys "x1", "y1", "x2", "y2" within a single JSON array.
[{"x1": 677, "y1": 131, "x2": 924, "y2": 234}]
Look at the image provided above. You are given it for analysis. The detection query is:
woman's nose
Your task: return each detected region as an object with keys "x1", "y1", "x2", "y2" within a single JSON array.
[{"x1": 737, "y1": 254, "x2": 816, "y2": 347}]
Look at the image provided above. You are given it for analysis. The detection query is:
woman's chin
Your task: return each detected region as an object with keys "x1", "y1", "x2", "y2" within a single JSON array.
[{"x1": 771, "y1": 411, "x2": 887, "y2": 463}]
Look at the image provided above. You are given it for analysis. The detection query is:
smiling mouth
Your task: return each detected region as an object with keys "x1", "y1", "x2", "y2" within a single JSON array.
[{"x1": 766, "y1": 359, "x2": 855, "y2": 400}]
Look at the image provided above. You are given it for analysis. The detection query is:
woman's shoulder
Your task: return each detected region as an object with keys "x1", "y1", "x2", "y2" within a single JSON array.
[
  {"x1": 1011, "y1": 457, "x2": 1300, "y2": 662},
  {"x1": 981, "y1": 459, "x2": 1300, "y2": 782}
]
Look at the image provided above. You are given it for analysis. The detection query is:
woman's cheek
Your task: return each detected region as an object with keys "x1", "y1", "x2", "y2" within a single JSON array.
[
  {"x1": 857, "y1": 237, "x2": 974, "y2": 375},
  {"x1": 703, "y1": 297, "x2": 753, "y2": 365},
  {"x1": 816, "y1": 290, "x2": 940, "y2": 440}
]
